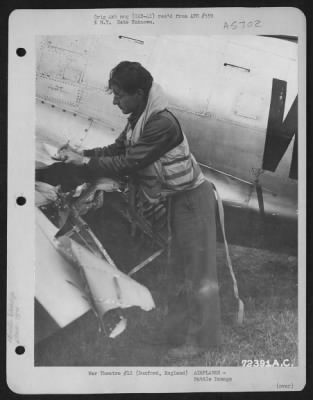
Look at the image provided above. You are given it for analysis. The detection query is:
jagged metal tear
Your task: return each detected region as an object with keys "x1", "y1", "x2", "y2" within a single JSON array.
[
  {"x1": 57, "y1": 234, "x2": 155, "y2": 316},
  {"x1": 35, "y1": 208, "x2": 155, "y2": 335}
]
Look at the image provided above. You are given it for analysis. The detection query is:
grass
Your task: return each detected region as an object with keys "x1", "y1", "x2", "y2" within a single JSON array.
[
  {"x1": 144, "y1": 244, "x2": 298, "y2": 367},
  {"x1": 35, "y1": 200, "x2": 298, "y2": 367}
]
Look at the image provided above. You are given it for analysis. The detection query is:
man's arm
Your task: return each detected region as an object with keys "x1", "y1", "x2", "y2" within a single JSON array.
[
  {"x1": 83, "y1": 128, "x2": 127, "y2": 158},
  {"x1": 85, "y1": 112, "x2": 183, "y2": 179}
]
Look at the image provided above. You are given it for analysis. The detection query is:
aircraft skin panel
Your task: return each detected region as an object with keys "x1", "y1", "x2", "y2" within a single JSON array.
[
  {"x1": 225, "y1": 35, "x2": 297, "y2": 60},
  {"x1": 202, "y1": 167, "x2": 297, "y2": 219},
  {"x1": 36, "y1": 100, "x2": 93, "y2": 153},
  {"x1": 282, "y1": 58, "x2": 298, "y2": 122},
  {"x1": 206, "y1": 73, "x2": 271, "y2": 130},
  {"x1": 147, "y1": 36, "x2": 223, "y2": 116},
  {"x1": 36, "y1": 208, "x2": 90, "y2": 328},
  {"x1": 67, "y1": 238, "x2": 156, "y2": 316},
  {"x1": 36, "y1": 100, "x2": 120, "y2": 166},
  {"x1": 36, "y1": 35, "x2": 297, "y2": 128},
  {"x1": 36, "y1": 35, "x2": 155, "y2": 126},
  {"x1": 173, "y1": 109, "x2": 264, "y2": 180}
]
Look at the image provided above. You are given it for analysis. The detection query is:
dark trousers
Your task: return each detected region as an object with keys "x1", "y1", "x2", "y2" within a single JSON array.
[{"x1": 165, "y1": 181, "x2": 222, "y2": 348}]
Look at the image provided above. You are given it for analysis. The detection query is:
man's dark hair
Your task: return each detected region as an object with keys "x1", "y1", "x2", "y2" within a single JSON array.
[{"x1": 108, "y1": 61, "x2": 153, "y2": 97}]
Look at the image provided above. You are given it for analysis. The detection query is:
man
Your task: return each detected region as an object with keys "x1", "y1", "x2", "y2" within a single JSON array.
[{"x1": 61, "y1": 61, "x2": 222, "y2": 356}]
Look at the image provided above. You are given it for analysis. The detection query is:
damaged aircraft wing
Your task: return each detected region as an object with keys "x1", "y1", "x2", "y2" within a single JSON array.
[{"x1": 35, "y1": 198, "x2": 155, "y2": 343}]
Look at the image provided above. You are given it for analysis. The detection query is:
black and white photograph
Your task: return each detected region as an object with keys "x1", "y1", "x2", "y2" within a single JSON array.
[{"x1": 7, "y1": 7, "x2": 306, "y2": 393}]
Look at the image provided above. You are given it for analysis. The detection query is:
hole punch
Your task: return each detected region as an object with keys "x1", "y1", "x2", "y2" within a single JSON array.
[
  {"x1": 16, "y1": 196, "x2": 26, "y2": 206},
  {"x1": 15, "y1": 346, "x2": 25, "y2": 355},
  {"x1": 16, "y1": 48, "x2": 26, "y2": 57}
]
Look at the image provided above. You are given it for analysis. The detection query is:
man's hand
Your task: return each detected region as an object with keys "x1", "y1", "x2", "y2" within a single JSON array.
[
  {"x1": 56, "y1": 143, "x2": 85, "y2": 165},
  {"x1": 64, "y1": 150, "x2": 85, "y2": 165}
]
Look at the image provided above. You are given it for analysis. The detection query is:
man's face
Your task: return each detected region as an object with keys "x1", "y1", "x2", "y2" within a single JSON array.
[{"x1": 111, "y1": 84, "x2": 144, "y2": 115}]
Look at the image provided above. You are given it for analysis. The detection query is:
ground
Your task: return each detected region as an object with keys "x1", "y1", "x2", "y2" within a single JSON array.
[{"x1": 35, "y1": 194, "x2": 298, "y2": 367}]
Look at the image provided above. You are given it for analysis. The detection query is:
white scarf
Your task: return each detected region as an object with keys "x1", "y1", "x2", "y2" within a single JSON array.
[{"x1": 128, "y1": 82, "x2": 168, "y2": 144}]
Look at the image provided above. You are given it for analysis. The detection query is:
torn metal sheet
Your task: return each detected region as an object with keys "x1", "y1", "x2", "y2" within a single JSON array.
[{"x1": 35, "y1": 206, "x2": 155, "y2": 341}]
